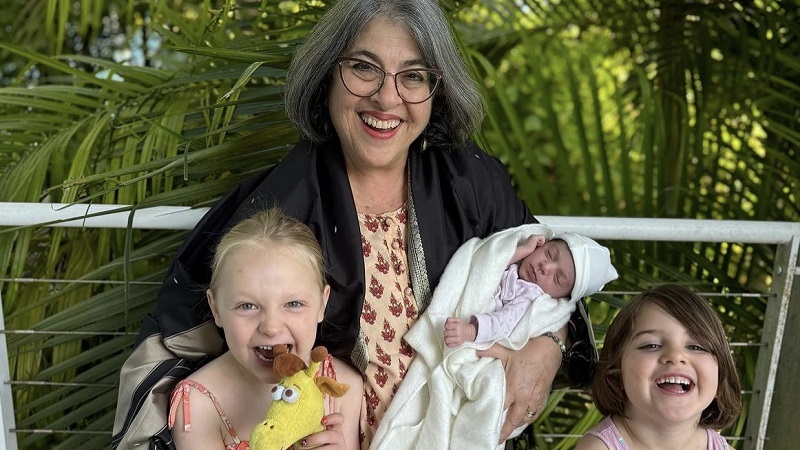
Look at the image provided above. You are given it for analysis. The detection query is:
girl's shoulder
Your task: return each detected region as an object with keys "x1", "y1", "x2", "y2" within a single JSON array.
[
  {"x1": 574, "y1": 433, "x2": 612, "y2": 450},
  {"x1": 330, "y1": 356, "x2": 363, "y2": 387}
]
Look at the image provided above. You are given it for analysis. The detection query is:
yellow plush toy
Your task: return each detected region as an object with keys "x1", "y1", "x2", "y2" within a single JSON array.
[{"x1": 250, "y1": 345, "x2": 349, "y2": 450}]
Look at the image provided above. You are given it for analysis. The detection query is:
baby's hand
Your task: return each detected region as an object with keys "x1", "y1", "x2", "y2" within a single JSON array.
[
  {"x1": 298, "y1": 414, "x2": 346, "y2": 449},
  {"x1": 510, "y1": 234, "x2": 547, "y2": 265},
  {"x1": 444, "y1": 317, "x2": 477, "y2": 347},
  {"x1": 520, "y1": 234, "x2": 546, "y2": 252}
]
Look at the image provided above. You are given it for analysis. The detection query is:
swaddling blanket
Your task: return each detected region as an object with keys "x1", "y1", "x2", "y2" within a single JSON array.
[{"x1": 371, "y1": 224, "x2": 578, "y2": 450}]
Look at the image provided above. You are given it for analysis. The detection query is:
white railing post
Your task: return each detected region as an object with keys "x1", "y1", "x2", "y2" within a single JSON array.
[
  {"x1": 0, "y1": 289, "x2": 19, "y2": 450},
  {"x1": 744, "y1": 236, "x2": 800, "y2": 450}
]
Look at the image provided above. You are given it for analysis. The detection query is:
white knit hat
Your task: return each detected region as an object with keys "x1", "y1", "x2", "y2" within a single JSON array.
[{"x1": 555, "y1": 232, "x2": 618, "y2": 302}]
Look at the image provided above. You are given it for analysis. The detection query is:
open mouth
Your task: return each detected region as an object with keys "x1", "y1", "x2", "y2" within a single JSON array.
[
  {"x1": 360, "y1": 113, "x2": 400, "y2": 131},
  {"x1": 655, "y1": 375, "x2": 694, "y2": 394},
  {"x1": 254, "y1": 344, "x2": 293, "y2": 362}
]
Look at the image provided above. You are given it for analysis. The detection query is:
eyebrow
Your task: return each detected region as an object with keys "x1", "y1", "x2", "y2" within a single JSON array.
[
  {"x1": 346, "y1": 49, "x2": 427, "y2": 68},
  {"x1": 631, "y1": 330, "x2": 659, "y2": 340}
]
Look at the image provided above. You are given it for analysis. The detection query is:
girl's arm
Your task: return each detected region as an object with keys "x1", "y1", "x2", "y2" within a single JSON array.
[
  {"x1": 300, "y1": 358, "x2": 363, "y2": 450},
  {"x1": 335, "y1": 361, "x2": 363, "y2": 450},
  {"x1": 170, "y1": 392, "x2": 229, "y2": 450}
]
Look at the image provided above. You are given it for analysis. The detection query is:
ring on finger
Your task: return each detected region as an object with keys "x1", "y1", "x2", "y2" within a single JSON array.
[{"x1": 525, "y1": 409, "x2": 535, "y2": 419}]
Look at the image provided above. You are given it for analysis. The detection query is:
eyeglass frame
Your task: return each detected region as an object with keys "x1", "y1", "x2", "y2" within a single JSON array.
[{"x1": 335, "y1": 56, "x2": 444, "y2": 104}]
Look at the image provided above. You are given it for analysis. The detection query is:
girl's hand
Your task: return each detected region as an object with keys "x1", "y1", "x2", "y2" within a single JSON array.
[{"x1": 298, "y1": 413, "x2": 347, "y2": 449}]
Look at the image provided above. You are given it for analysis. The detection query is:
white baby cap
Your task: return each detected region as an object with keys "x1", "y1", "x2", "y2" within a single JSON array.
[{"x1": 555, "y1": 232, "x2": 618, "y2": 302}]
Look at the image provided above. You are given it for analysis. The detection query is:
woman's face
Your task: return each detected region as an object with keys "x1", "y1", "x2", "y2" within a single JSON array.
[{"x1": 328, "y1": 17, "x2": 434, "y2": 174}]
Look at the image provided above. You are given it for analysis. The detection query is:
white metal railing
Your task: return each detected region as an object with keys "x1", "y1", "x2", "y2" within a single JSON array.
[{"x1": 0, "y1": 202, "x2": 798, "y2": 450}]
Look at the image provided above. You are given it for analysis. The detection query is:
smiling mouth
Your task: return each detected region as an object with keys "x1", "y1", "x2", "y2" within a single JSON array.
[
  {"x1": 360, "y1": 113, "x2": 401, "y2": 131},
  {"x1": 656, "y1": 375, "x2": 694, "y2": 394},
  {"x1": 254, "y1": 344, "x2": 293, "y2": 362}
]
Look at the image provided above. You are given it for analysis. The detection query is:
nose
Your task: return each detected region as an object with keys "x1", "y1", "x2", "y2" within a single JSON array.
[
  {"x1": 258, "y1": 311, "x2": 281, "y2": 336},
  {"x1": 371, "y1": 74, "x2": 403, "y2": 107},
  {"x1": 539, "y1": 260, "x2": 555, "y2": 274},
  {"x1": 659, "y1": 344, "x2": 687, "y2": 364}
]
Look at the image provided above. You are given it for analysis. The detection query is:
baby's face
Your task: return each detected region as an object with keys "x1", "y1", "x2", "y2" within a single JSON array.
[{"x1": 517, "y1": 239, "x2": 575, "y2": 299}]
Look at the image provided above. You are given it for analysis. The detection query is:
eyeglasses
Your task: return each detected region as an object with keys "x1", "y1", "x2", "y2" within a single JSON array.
[{"x1": 336, "y1": 57, "x2": 443, "y2": 104}]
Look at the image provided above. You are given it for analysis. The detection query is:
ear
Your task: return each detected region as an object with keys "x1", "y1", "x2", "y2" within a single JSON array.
[
  {"x1": 207, "y1": 289, "x2": 222, "y2": 327},
  {"x1": 319, "y1": 284, "x2": 330, "y2": 323}
]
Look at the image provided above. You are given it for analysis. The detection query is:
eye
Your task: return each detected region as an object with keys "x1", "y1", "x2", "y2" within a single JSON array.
[
  {"x1": 271, "y1": 385, "x2": 285, "y2": 401},
  {"x1": 400, "y1": 70, "x2": 426, "y2": 83},
  {"x1": 638, "y1": 343, "x2": 660, "y2": 350},
  {"x1": 351, "y1": 61, "x2": 379, "y2": 74},
  {"x1": 286, "y1": 300, "x2": 302, "y2": 308},
  {"x1": 282, "y1": 387, "x2": 300, "y2": 403},
  {"x1": 687, "y1": 344, "x2": 707, "y2": 352},
  {"x1": 237, "y1": 302, "x2": 257, "y2": 311}
]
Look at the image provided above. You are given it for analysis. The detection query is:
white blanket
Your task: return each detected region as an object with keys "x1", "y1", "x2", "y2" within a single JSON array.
[{"x1": 371, "y1": 224, "x2": 578, "y2": 450}]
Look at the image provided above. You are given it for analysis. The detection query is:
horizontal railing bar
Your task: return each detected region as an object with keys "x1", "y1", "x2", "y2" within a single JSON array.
[
  {"x1": 0, "y1": 330, "x2": 135, "y2": 336},
  {"x1": 11, "y1": 429, "x2": 110, "y2": 435},
  {"x1": 531, "y1": 434, "x2": 747, "y2": 440},
  {"x1": 0, "y1": 278, "x2": 161, "y2": 286},
  {"x1": 0, "y1": 203, "x2": 206, "y2": 231},
  {"x1": 6, "y1": 429, "x2": 749, "y2": 440},
  {"x1": 7, "y1": 381, "x2": 116, "y2": 388},
  {"x1": 1, "y1": 203, "x2": 799, "y2": 244}
]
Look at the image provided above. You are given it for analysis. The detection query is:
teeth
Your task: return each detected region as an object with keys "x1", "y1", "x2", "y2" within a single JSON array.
[
  {"x1": 360, "y1": 114, "x2": 400, "y2": 130},
  {"x1": 656, "y1": 376, "x2": 692, "y2": 385}
]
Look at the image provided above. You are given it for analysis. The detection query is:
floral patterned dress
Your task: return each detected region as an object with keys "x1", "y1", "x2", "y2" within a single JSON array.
[{"x1": 357, "y1": 205, "x2": 419, "y2": 448}]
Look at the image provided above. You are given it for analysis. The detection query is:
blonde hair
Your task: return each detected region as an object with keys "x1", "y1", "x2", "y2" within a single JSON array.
[{"x1": 209, "y1": 208, "x2": 325, "y2": 292}]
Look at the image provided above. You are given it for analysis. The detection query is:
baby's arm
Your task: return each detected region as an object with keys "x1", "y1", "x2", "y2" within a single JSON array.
[
  {"x1": 509, "y1": 234, "x2": 546, "y2": 265},
  {"x1": 444, "y1": 316, "x2": 478, "y2": 347},
  {"x1": 301, "y1": 358, "x2": 363, "y2": 450},
  {"x1": 170, "y1": 388, "x2": 228, "y2": 450}
]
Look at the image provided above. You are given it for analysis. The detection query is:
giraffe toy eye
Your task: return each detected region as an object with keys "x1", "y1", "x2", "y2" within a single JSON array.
[
  {"x1": 282, "y1": 387, "x2": 300, "y2": 403},
  {"x1": 271, "y1": 385, "x2": 285, "y2": 401}
]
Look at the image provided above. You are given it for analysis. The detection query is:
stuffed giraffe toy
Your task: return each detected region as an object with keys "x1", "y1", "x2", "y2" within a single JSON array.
[{"x1": 250, "y1": 345, "x2": 350, "y2": 450}]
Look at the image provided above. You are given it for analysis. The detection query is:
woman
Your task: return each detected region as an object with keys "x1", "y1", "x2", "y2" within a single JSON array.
[{"x1": 112, "y1": 1, "x2": 596, "y2": 449}]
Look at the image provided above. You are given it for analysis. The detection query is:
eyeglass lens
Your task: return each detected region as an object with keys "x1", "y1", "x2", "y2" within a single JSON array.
[{"x1": 338, "y1": 58, "x2": 441, "y2": 104}]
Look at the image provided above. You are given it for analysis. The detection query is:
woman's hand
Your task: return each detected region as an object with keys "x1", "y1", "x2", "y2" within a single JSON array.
[
  {"x1": 298, "y1": 413, "x2": 350, "y2": 449},
  {"x1": 476, "y1": 332, "x2": 563, "y2": 443}
]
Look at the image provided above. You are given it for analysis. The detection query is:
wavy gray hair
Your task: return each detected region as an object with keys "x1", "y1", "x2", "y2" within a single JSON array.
[{"x1": 284, "y1": 0, "x2": 484, "y2": 149}]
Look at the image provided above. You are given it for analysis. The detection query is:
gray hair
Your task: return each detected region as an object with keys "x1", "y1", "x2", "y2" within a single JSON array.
[{"x1": 285, "y1": 0, "x2": 485, "y2": 149}]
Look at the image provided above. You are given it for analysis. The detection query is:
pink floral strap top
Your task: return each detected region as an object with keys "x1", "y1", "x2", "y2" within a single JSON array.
[
  {"x1": 168, "y1": 354, "x2": 338, "y2": 450},
  {"x1": 168, "y1": 379, "x2": 249, "y2": 450}
]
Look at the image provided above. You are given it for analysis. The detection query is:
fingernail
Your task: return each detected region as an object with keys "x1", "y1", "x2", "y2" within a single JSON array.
[
  {"x1": 300, "y1": 439, "x2": 307, "y2": 447},
  {"x1": 321, "y1": 416, "x2": 328, "y2": 425}
]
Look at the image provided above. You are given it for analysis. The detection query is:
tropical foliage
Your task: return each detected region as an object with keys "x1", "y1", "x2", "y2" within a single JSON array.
[{"x1": 0, "y1": 0, "x2": 797, "y2": 449}]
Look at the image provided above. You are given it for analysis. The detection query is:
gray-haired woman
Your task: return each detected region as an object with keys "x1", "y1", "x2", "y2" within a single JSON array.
[{"x1": 113, "y1": 1, "x2": 596, "y2": 449}]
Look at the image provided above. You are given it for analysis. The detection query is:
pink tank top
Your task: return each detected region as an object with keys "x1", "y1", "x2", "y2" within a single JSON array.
[
  {"x1": 168, "y1": 354, "x2": 338, "y2": 450},
  {"x1": 586, "y1": 416, "x2": 729, "y2": 449}
]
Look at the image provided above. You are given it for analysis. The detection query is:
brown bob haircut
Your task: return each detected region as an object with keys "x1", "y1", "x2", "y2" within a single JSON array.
[{"x1": 591, "y1": 284, "x2": 742, "y2": 430}]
